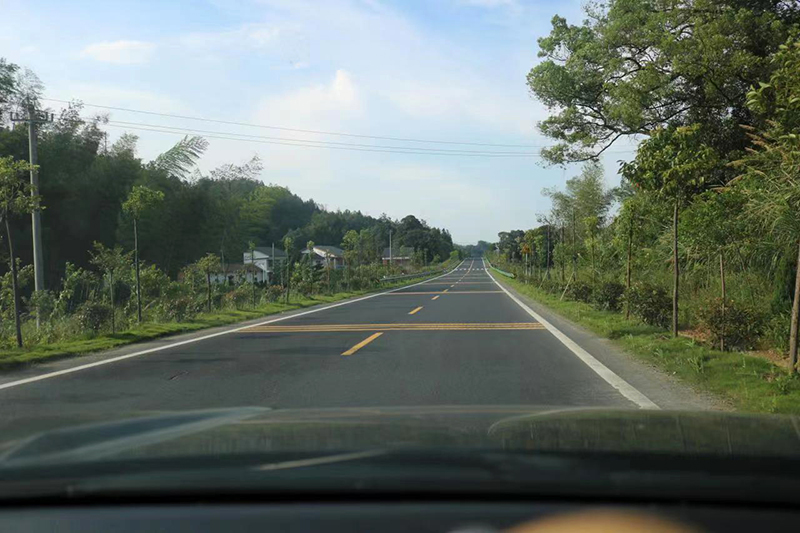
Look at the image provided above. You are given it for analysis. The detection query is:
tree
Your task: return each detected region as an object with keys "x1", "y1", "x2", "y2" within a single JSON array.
[
  {"x1": 194, "y1": 253, "x2": 221, "y2": 313},
  {"x1": 0, "y1": 156, "x2": 39, "y2": 347},
  {"x1": 527, "y1": 0, "x2": 799, "y2": 164},
  {"x1": 732, "y1": 37, "x2": 800, "y2": 370},
  {"x1": 122, "y1": 185, "x2": 164, "y2": 322},
  {"x1": 150, "y1": 135, "x2": 209, "y2": 179},
  {"x1": 283, "y1": 236, "x2": 294, "y2": 303},
  {"x1": 306, "y1": 240, "x2": 315, "y2": 294},
  {"x1": 248, "y1": 240, "x2": 257, "y2": 308},
  {"x1": 89, "y1": 242, "x2": 131, "y2": 334},
  {"x1": 622, "y1": 124, "x2": 720, "y2": 336}
]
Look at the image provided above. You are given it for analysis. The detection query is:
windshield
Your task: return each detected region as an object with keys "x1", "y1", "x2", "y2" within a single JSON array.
[{"x1": 1, "y1": 0, "x2": 800, "y2": 487}]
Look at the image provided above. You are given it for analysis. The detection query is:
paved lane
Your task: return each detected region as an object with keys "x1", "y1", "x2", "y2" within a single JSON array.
[{"x1": 0, "y1": 258, "x2": 645, "y2": 441}]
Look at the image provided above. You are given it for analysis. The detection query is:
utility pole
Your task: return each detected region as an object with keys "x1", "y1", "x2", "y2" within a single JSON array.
[
  {"x1": 389, "y1": 230, "x2": 393, "y2": 267},
  {"x1": 271, "y1": 242, "x2": 275, "y2": 285},
  {"x1": 11, "y1": 104, "x2": 53, "y2": 323}
]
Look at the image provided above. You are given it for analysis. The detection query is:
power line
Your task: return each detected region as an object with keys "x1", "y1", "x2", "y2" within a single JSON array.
[
  {"x1": 42, "y1": 97, "x2": 547, "y2": 149},
  {"x1": 103, "y1": 119, "x2": 539, "y2": 155},
  {"x1": 100, "y1": 122, "x2": 544, "y2": 157}
]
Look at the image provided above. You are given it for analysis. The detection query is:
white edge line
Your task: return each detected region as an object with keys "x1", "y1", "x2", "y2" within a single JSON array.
[
  {"x1": 0, "y1": 260, "x2": 466, "y2": 392},
  {"x1": 481, "y1": 258, "x2": 659, "y2": 410}
]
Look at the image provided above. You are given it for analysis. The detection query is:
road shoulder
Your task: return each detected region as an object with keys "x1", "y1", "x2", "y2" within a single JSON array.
[{"x1": 493, "y1": 276, "x2": 727, "y2": 411}]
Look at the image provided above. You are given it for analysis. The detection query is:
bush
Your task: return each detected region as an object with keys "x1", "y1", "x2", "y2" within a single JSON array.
[
  {"x1": 538, "y1": 277, "x2": 562, "y2": 295},
  {"x1": 697, "y1": 298, "x2": 764, "y2": 351},
  {"x1": 76, "y1": 302, "x2": 112, "y2": 333},
  {"x1": 624, "y1": 282, "x2": 671, "y2": 328},
  {"x1": 157, "y1": 296, "x2": 197, "y2": 322},
  {"x1": 593, "y1": 281, "x2": 625, "y2": 312},
  {"x1": 264, "y1": 285, "x2": 284, "y2": 303},
  {"x1": 566, "y1": 280, "x2": 593, "y2": 303},
  {"x1": 27, "y1": 290, "x2": 56, "y2": 322},
  {"x1": 222, "y1": 285, "x2": 251, "y2": 310}
]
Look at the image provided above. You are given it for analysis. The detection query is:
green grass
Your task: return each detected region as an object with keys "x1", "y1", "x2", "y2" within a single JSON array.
[
  {"x1": 0, "y1": 272, "x2": 442, "y2": 371},
  {"x1": 497, "y1": 277, "x2": 800, "y2": 415}
]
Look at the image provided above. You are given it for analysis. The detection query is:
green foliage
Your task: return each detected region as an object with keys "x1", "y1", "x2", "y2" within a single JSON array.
[
  {"x1": 122, "y1": 185, "x2": 164, "y2": 220},
  {"x1": 527, "y1": 0, "x2": 799, "y2": 164},
  {"x1": 565, "y1": 280, "x2": 593, "y2": 303},
  {"x1": 593, "y1": 281, "x2": 625, "y2": 312},
  {"x1": 624, "y1": 282, "x2": 672, "y2": 328},
  {"x1": 75, "y1": 301, "x2": 112, "y2": 333},
  {"x1": 697, "y1": 299, "x2": 765, "y2": 351}
]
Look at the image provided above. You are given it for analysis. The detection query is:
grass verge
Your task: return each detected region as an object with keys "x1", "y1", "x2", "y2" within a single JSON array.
[
  {"x1": 497, "y1": 276, "x2": 800, "y2": 415},
  {"x1": 0, "y1": 272, "x2": 443, "y2": 371}
]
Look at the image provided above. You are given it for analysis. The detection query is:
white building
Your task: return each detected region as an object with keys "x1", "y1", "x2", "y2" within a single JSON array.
[
  {"x1": 302, "y1": 245, "x2": 345, "y2": 269},
  {"x1": 242, "y1": 247, "x2": 288, "y2": 283}
]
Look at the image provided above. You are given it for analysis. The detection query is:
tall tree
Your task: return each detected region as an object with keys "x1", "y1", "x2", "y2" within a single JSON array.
[
  {"x1": 122, "y1": 185, "x2": 164, "y2": 322},
  {"x1": 0, "y1": 156, "x2": 39, "y2": 347},
  {"x1": 622, "y1": 125, "x2": 720, "y2": 336},
  {"x1": 732, "y1": 37, "x2": 800, "y2": 370},
  {"x1": 528, "y1": 0, "x2": 799, "y2": 164}
]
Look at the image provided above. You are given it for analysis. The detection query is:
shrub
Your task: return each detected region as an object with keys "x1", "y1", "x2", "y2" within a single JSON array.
[
  {"x1": 222, "y1": 285, "x2": 251, "y2": 310},
  {"x1": 624, "y1": 282, "x2": 671, "y2": 328},
  {"x1": 264, "y1": 285, "x2": 284, "y2": 303},
  {"x1": 157, "y1": 296, "x2": 197, "y2": 322},
  {"x1": 593, "y1": 281, "x2": 625, "y2": 312},
  {"x1": 697, "y1": 298, "x2": 764, "y2": 351},
  {"x1": 566, "y1": 280, "x2": 593, "y2": 303},
  {"x1": 76, "y1": 302, "x2": 112, "y2": 333},
  {"x1": 538, "y1": 277, "x2": 562, "y2": 294},
  {"x1": 27, "y1": 290, "x2": 56, "y2": 322}
]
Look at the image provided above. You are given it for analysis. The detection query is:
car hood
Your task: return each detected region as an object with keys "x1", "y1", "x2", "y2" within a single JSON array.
[{"x1": 2, "y1": 405, "x2": 799, "y2": 467}]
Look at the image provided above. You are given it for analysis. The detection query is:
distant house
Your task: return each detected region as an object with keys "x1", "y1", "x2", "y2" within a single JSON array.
[
  {"x1": 302, "y1": 245, "x2": 345, "y2": 269},
  {"x1": 382, "y1": 246, "x2": 414, "y2": 266},
  {"x1": 243, "y1": 247, "x2": 288, "y2": 284},
  {"x1": 209, "y1": 263, "x2": 264, "y2": 285}
]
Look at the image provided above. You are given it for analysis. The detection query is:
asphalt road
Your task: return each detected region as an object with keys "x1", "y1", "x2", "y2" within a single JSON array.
[{"x1": 0, "y1": 258, "x2": 668, "y2": 441}]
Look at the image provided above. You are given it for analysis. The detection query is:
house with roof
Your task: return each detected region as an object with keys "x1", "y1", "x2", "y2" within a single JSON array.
[
  {"x1": 382, "y1": 246, "x2": 414, "y2": 266},
  {"x1": 242, "y1": 246, "x2": 288, "y2": 284},
  {"x1": 302, "y1": 245, "x2": 345, "y2": 269},
  {"x1": 209, "y1": 262, "x2": 264, "y2": 285}
]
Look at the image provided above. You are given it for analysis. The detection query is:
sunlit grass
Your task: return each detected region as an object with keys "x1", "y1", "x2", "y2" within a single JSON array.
[{"x1": 499, "y1": 277, "x2": 800, "y2": 415}]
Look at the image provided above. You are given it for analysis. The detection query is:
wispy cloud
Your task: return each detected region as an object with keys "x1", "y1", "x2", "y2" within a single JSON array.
[{"x1": 80, "y1": 40, "x2": 156, "y2": 64}]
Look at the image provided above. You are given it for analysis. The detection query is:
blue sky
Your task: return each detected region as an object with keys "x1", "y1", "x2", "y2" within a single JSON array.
[{"x1": 1, "y1": 0, "x2": 637, "y2": 244}]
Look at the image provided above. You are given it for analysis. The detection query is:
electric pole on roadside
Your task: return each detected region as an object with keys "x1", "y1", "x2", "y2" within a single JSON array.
[{"x1": 11, "y1": 103, "x2": 53, "y2": 303}]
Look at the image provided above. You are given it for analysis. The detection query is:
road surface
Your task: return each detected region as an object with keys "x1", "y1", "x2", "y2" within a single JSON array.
[{"x1": 1, "y1": 257, "x2": 705, "y2": 441}]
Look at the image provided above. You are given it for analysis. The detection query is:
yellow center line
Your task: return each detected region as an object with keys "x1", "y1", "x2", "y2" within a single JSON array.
[
  {"x1": 431, "y1": 295, "x2": 440, "y2": 300},
  {"x1": 408, "y1": 306, "x2": 423, "y2": 315},
  {"x1": 341, "y1": 332, "x2": 383, "y2": 356},
  {"x1": 385, "y1": 291, "x2": 502, "y2": 295},
  {"x1": 244, "y1": 323, "x2": 546, "y2": 333}
]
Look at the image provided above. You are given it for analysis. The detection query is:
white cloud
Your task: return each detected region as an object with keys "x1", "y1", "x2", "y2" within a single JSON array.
[
  {"x1": 80, "y1": 40, "x2": 156, "y2": 64},
  {"x1": 255, "y1": 69, "x2": 360, "y2": 125}
]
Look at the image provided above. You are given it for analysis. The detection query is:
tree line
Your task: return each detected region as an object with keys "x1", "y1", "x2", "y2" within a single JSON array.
[
  {"x1": 0, "y1": 59, "x2": 456, "y2": 349},
  {"x1": 492, "y1": 0, "x2": 800, "y2": 371}
]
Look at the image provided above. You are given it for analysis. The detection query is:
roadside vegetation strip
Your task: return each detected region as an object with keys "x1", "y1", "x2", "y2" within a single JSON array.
[
  {"x1": 0, "y1": 265, "x2": 461, "y2": 372},
  {"x1": 495, "y1": 275, "x2": 800, "y2": 415},
  {"x1": 484, "y1": 258, "x2": 515, "y2": 279}
]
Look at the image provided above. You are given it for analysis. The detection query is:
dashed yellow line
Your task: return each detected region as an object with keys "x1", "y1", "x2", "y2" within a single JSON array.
[
  {"x1": 431, "y1": 295, "x2": 440, "y2": 300},
  {"x1": 409, "y1": 306, "x2": 423, "y2": 315},
  {"x1": 341, "y1": 332, "x2": 383, "y2": 356}
]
